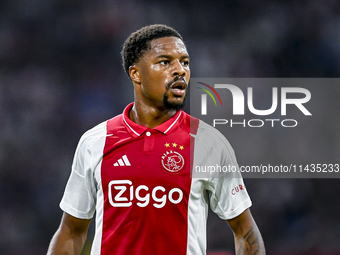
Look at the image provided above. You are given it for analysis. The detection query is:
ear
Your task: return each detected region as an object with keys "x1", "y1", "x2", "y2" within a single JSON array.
[{"x1": 129, "y1": 65, "x2": 141, "y2": 84}]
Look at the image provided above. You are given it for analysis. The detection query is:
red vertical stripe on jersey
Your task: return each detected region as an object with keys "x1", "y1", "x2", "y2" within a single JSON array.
[{"x1": 100, "y1": 112, "x2": 195, "y2": 255}]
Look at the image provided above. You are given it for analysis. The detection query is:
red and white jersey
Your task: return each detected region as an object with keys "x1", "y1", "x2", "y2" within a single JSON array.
[{"x1": 60, "y1": 103, "x2": 251, "y2": 255}]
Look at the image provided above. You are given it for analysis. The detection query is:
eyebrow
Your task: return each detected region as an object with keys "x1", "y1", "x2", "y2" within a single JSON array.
[{"x1": 156, "y1": 54, "x2": 190, "y2": 60}]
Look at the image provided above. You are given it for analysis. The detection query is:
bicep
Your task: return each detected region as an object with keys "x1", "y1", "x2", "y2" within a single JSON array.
[
  {"x1": 227, "y1": 209, "x2": 266, "y2": 254},
  {"x1": 227, "y1": 208, "x2": 254, "y2": 237},
  {"x1": 47, "y1": 213, "x2": 92, "y2": 255},
  {"x1": 59, "y1": 212, "x2": 92, "y2": 236}
]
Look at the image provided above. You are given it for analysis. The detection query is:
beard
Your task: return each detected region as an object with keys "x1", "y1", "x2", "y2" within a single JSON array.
[
  {"x1": 163, "y1": 92, "x2": 186, "y2": 111},
  {"x1": 162, "y1": 76, "x2": 187, "y2": 111}
]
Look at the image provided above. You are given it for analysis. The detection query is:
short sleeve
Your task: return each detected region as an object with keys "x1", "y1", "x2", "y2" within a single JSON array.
[
  {"x1": 59, "y1": 131, "x2": 100, "y2": 219},
  {"x1": 194, "y1": 120, "x2": 252, "y2": 220},
  {"x1": 208, "y1": 176, "x2": 252, "y2": 220},
  {"x1": 60, "y1": 170, "x2": 96, "y2": 219},
  {"x1": 209, "y1": 131, "x2": 252, "y2": 219}
]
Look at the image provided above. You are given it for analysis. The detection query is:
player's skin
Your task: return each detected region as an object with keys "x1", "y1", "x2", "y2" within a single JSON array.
[
  {"x1": 47, "y1": 36, "x2": 265, "y2": 255},
  {"x1": 128, "y1": 36, "x2": 190, "y2": 128},
  {"x1": 47, "y1": 213, "x2": 91, "y2": 255},
  {"x1": 228, "y1": 208, "x2": 266, "y2": 255}
]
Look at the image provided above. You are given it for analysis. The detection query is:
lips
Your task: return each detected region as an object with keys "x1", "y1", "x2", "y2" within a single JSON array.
[{"x1": 169, "y1": 80, "x2": 187, "y2": 96}]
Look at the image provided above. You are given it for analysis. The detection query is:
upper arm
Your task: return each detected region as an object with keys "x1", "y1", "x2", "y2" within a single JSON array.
[
  {"x1": 59, "y1": 212, "x2": 92, "y2": 236},
  {"x1": 47, "y1": 213, "x2": 92, "y2": 255},
  {"x1": 227, "y1": 208, "x2": 254, "y2": 238},
  {"x1": 227, "y1": 209, "x2": 266, "y2": 255}
]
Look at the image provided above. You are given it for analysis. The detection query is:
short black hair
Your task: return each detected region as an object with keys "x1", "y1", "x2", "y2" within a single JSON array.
[{"x1": 121, "y1": 24, "x2": 184, "y2": 78}]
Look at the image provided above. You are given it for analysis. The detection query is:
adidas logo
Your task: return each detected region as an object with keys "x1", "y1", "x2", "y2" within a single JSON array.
[{"x1": 113, "y1": 155, "x2": 131, "y2": 166}]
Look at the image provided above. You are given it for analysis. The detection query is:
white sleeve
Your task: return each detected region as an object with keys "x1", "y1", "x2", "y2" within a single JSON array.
[
  {"x1": 195, "y1": 121, "x2": 252, "y2": 220},
  {"x1": 59, "y1": 132, "x2": 99, "y2": 219},
  {"x1": 208, "y1": 176, "x2": 252, "y2": 220},
  {"x1": 209, "y1": 134, "x2": 252, "y2": 220}
]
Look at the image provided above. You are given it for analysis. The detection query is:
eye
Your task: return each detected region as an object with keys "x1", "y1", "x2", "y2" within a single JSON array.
[
  {"x1": 182, "y1": 60, "x2": 190, "y2": 67},
  {"x1": 159, "y1": 60, "x2": 170, "y2": 65}
]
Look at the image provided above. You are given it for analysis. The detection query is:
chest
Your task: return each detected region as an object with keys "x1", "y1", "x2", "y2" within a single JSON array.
[{"x1": 100, "y1": 130, "x2": 193, "y2": 208}]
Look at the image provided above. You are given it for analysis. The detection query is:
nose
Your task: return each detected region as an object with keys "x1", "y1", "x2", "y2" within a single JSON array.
[{"x1": 171, "y1": 60, "x2": 187, "y2": 77}]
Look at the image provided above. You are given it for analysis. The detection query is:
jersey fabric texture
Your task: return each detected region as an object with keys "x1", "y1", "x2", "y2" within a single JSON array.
[{"x1": 60, "y1": 103, "x2": 252, "y2": 255}]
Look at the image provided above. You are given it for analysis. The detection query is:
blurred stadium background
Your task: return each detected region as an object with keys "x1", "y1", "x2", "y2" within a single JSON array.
[{"x1": 1, "y1": 0, "x2": 340, "y2": 254}]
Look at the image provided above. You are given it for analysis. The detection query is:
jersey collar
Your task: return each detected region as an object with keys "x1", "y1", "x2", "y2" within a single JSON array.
[{"x1": 122, "y1": 103, "x2": 183, "y2": 136}]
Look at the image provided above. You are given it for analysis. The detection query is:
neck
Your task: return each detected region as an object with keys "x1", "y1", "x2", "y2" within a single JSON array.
[{"x1": 129, "y1": 100, "x2": 177, "y2": 129}]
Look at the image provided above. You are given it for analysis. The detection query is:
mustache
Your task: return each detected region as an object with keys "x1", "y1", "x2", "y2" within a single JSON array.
[{"x1": 166, "y1": 76, "x2": 188, "y2": 90}]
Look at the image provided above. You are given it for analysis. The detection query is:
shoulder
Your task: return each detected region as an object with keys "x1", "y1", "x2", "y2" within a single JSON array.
[
  {"x1": 77, "y1": 114, "x2": 126, "y2": 152},
  {"x1": 181, "y1": 112, "x2": 233, "y2": 151},
  {"x1": 197, "y1": 120, "x2": 232, "y2": 147},
  {"x1": 78, "y1": 120, "x2": 108, "y2": 150},
  {"x1": 71, "y1": 120, "x2": 110, "y2": 173},
  {"x1": 194, "y1": 119, "x2": 237, "y2": 161}
]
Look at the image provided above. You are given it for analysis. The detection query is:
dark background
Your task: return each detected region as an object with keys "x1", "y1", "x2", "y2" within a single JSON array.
[{"x1": 1, "y1": 0, "x2": 340, "y2": 254}]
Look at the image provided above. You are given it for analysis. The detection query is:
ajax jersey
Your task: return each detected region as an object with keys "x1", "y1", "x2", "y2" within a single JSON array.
[{"x1": 60, "y1": 103, "x2": 252, "y2": 255}]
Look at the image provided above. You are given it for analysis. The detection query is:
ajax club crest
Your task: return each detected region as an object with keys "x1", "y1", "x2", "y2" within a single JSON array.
[{"x1": 161, "y1": 150, "x2": 185, "y2": 173}]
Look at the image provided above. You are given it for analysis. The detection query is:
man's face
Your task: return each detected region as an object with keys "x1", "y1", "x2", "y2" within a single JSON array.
[{"x1": 133, "y1": 36, "x2": 190, "y2": 110}]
